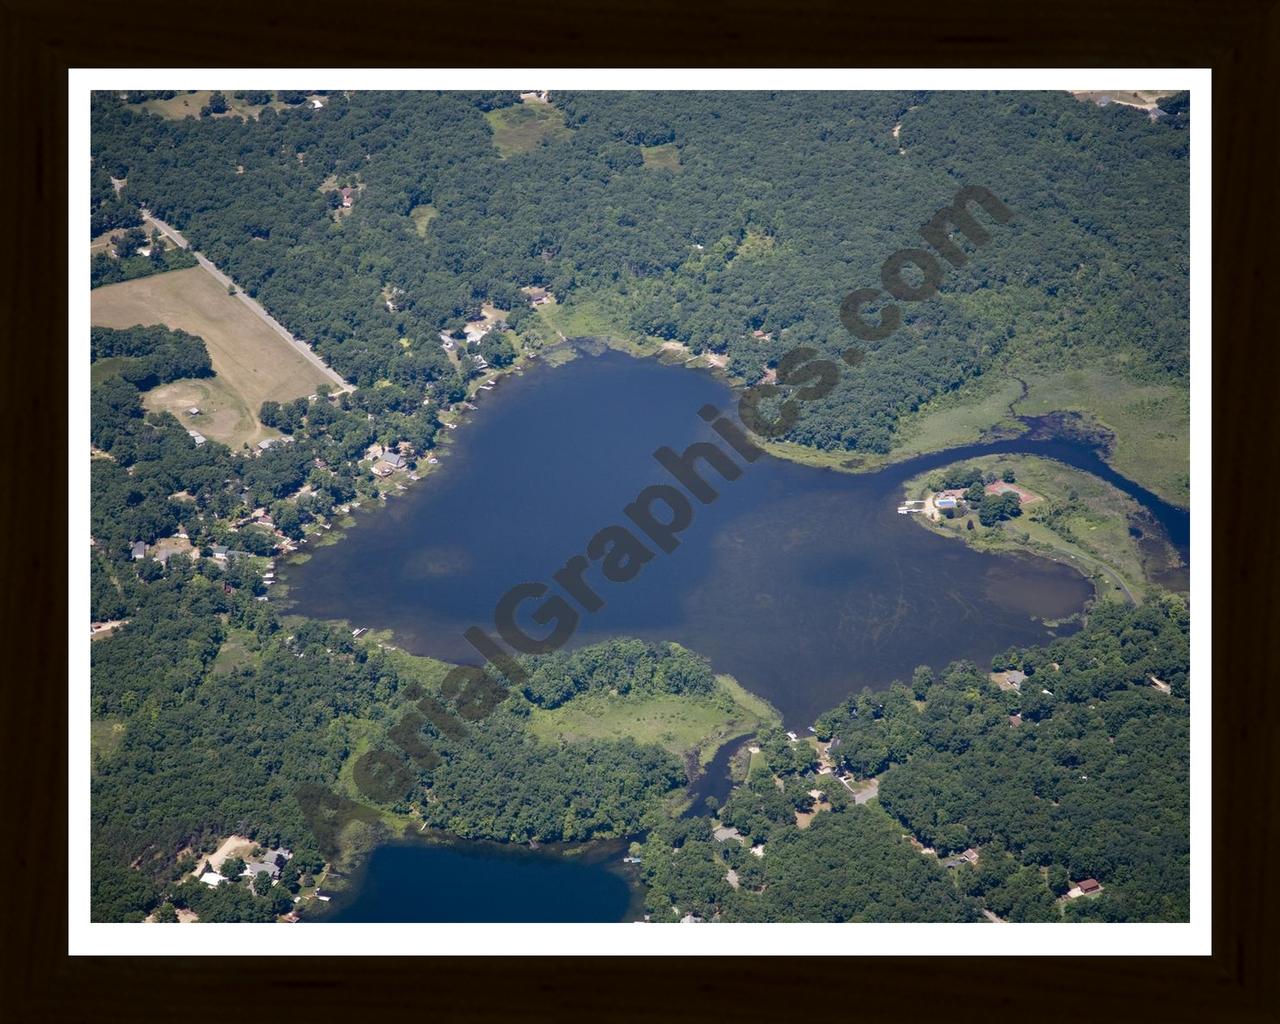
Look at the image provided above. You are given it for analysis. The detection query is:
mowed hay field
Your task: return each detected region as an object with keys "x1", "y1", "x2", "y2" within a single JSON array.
[
  {"x1": 91, "y1": 267, "x2": 333, "y2": 449},
  {"x1": 484, "y1": 102, "x2": 571, "y2": 157}
]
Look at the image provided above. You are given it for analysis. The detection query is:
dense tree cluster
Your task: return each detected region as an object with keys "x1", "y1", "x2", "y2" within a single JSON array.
[
  {"x1": 638, "y1": 804, "x2": 979, "y2": 923},
  {"x1": 636, "y1": 599, "x2": 1189, "y2": 923},
  {"x1": 823, "y1": 599, "x2": 1190, "y2": 921},
  {"x1": 90, "y1": 242, "x2": 196, "y2": 288},
  {"x1": 91, "y1": 88, "x2": 1188, "y2": 453},
  {"x1": 91, "y1": 325, "x2": 212, "y2": 389},
  {"x1": 91, "y1": 160, "x2": 143, "y2": 236},
  {"x1": 518, "y1": 638, "x2": 716, "y2": 708},
  {"x1": 416, "y1": 707, "x2": 686, "y2": 843}
]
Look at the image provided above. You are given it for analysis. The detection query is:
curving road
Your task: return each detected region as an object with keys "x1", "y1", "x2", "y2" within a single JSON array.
[{"x1": 141, "y1": 210, "x2": 353, "y2": 394}]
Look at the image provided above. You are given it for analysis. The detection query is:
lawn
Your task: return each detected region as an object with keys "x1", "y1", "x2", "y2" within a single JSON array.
[
  {"x1": 640, "y1": 143, "x2": 682, "y2": 171},
  {"x1": 484, "y1": 102, "x2": 572, "y2": 158},
  {"x1": 91, "y1": 266, "x2": 334, "y2": 449},
  {"x1": 527, "y1": 673, "x2": 779, "y2": 767},
  {"x1": 210, "y1": 627, "x2": 262, "y2": 675},
  {"x1": 408, "y1": 204, "x2": 438, "y2": 238},
  {"x1": 91, "y1": 717, "x2": 126, "y2": 768}
]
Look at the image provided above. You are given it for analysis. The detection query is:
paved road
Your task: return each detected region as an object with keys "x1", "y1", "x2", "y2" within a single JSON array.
[{"x1": 142, "y1": 210, "x2": 353, "y2": 394}]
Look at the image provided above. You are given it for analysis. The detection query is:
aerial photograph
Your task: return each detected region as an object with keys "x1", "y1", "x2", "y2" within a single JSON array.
[{"x1": 85, "y1": 84, "x2": 1193, "y2": 930}]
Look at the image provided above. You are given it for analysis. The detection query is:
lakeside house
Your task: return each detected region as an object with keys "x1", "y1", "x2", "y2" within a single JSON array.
[
  {"x1": 257, "y1": 436, "x2": 295, "y2": 452},
  {"x1": 380, "y1": 451, "x2": 406, "y2": 470},
  {"x1": 521, "y1": 285, "x2": 553, "y2": 307},
  {"x1": 241, "y1": 848, "x2": 292, "y2": 880},
  {"x1": 991, "y1": 669, "x2": 1026, "y2": 692},
  {"x1": 209, "y1": 546, "x2": 250, "y2": 562},
  {"x1": 935, "y1": 495, "x2": 958, "y2": 511}
]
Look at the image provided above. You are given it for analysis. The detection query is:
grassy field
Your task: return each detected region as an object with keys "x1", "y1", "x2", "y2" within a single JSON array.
[
  {"x1": 90, "y1": 355, "x2": 147, "y2": 386},
  {"x1": 528, "y1": 292, "x2": 665, "y2": 359},
  {"x1": 484, "y1": 102, "x2": 572, "y2": 158},
  {"x1": 408, "y1": 204, "x2": 438, "y2": 238},
  {"x1": 903, "y1": 453, "x2": 1185, "y2": 604},
  {"x1": 91, "y1": 266, "x2": 333, "y2": 449},
  {"x1": 640, "y1": 143, "x2": 682, "y2": 171},
  {"x1": 887, "y1": 364, "x2": 1189, "y2": 507},
  {"x1": 130, "y1": 91, "x2": 315, "y2": 121},
  {"x1": 91, "y1": 717, "x2": 126, "y2": 769},
  {"x1": 889, "y1": 375, "x2": 1027, "y2": 459},
  {"x1": 527, "y1": 673, "x2": 779, "y2": 767},
  {"x1": 210, "y1": 627, "x2": 262, "y2": 676}
]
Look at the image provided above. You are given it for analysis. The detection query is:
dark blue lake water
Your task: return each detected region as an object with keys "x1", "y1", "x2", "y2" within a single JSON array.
[{"x1": 316, "y1": 838, "x2": 636, "y2": 923}]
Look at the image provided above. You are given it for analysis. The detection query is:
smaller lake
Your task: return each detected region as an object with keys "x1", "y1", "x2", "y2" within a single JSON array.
[{"x1": 316, "y1": 838, "x2": 637, "y2": 923}]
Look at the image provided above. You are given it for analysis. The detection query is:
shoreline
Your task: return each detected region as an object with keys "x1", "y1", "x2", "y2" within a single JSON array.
[{"x1": 898, "y1": 452, "x2": 1187, "y2": 609}]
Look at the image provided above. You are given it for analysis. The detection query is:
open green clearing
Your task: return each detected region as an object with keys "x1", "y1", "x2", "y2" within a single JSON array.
[
  {"x1": 527, "y1": 673, "x2": 778, "y2": 766},
  {"x1": 91, "y1": 355, "x2": 147, "y2": 386},
  {"x1": 91, "y1": 717, "x2": 127, "y2": 768},
  {"x1": 210, "y1": 627, "x2": 261, "y2": 675},
  {"x1": 129, "y1": 91, "x2": 315, "y2": 121},
  {"x1": 484, "y1": 103, "x2": 572, "y2": 158},
  {"x1": 640, "y1": 143, "x2": 682, "y2": 171},
  {"x1": 408, "y1": 204, "x2": 438, "y2": 238},
  {"x1": 527, "y1": 292, "x2": 665, "y2": 359},
  {"x1": 888, "y1": 375, "x2": 1027, "y2": 460}
]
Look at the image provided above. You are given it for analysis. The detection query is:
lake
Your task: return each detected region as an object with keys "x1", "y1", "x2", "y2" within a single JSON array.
[
  {"x1": 281, "y1": 347, "x2": 1184, "y2": 727},
  {"x1": 315, "y1": 837, "x2": 637, "y2": 923},
  {"x1": 289, "y1": 346, "x2": 1190, "y2": 923}
]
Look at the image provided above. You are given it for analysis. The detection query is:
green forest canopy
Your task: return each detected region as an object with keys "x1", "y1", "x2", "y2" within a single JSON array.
[{"x1": 91, "y1": 89, "x2": 1189, "y2": 455}]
